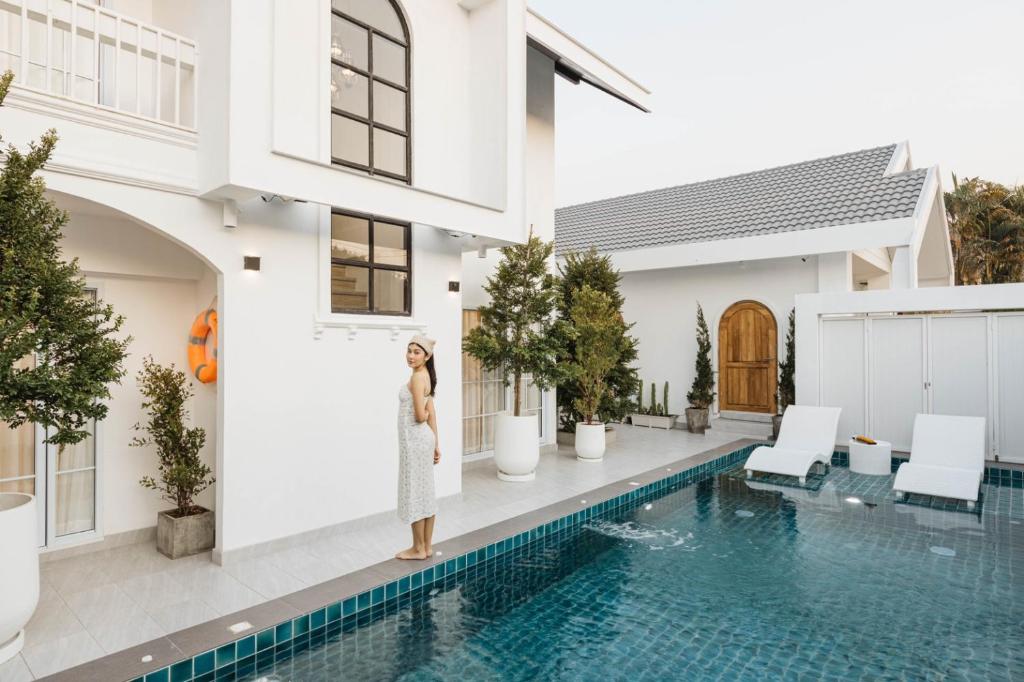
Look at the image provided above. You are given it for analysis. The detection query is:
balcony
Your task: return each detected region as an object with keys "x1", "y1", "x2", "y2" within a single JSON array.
[{"x1": 0, "y1": 0, "x2": 196, "y2": 131}]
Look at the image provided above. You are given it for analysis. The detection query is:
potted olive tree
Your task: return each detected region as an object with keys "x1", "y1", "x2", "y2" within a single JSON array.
[
  {"x1": 563, "y1": 285, "x2": 625, "y2": 462},
  {"x1": 774, "y1": 308, "x2": 796, "y2": 440},
  {"x1": 0, "y1": 71, "x2": 129, "y2": 664},
  {"x1": 464, "y1": 230, "x2": 565, "y2": 481},
  {"x1": 132, "y1": 357, "x2": 215, "y2": 558},
  {"x1": 554, "y1": 248, "x2": 638, "y2": 441},
  {"x1": 685, "y1": 304, "x2": 715, "y2": 434}
]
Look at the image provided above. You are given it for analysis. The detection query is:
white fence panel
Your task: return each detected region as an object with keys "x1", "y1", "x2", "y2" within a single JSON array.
[
  {"x1": 820, "y1": 318, "x2": 866, "y2": 442},
  {"x1": 929, "y1": 315, "x2": 990, "y2": 453},
  {"x1": 869, "y1": 317, "x2": 925, "y2": 451},
  {"x1": 996, "y1": 314, "x2": 1024, "y2": 463}
]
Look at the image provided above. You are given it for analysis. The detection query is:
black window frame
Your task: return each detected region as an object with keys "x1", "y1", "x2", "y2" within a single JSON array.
[
  {"x1": 330, "y1": 1, "x2": 411, "y2": 184},
  {"x1": 330, "y1": 208, "x2": 412, "y2": 316}
]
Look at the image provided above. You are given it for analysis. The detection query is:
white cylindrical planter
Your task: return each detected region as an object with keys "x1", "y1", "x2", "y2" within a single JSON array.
[
  {"x1": 494, "y1": 414, "x2": 539, "y2": 481},
  {"x1": 575, "y1": 422, "x2": 606, "y2": 462},
  {"x1": 0, "y1": 494, "x2": 39, "y2": 664}
]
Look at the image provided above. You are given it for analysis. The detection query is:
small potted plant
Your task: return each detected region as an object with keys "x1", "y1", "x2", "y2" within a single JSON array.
[
  {"x1": 774, "y1": 308, "x2": 796, "y2": 440},
  {"x1": 686, "y1": 304, "x2": 715, "y2": 434},
  {"x1": 132, "y1": 357, "x2": 215, "y2": 559},
  {"x1": 630, "y1": 380, "x2": 677, "y2": 429},
  {"x1": 563, "y1": 285, "x2": 625, "y2": 462}
]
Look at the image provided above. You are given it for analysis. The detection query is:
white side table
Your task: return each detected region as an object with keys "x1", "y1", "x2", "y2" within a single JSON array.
[{"x1": 848, "y1": 439, "x2": 892, "y2": 476}]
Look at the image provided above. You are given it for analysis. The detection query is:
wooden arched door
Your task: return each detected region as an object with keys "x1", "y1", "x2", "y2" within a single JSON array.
[{"x1": 718, "y1": 301, "x2": 777, "y2": 414}]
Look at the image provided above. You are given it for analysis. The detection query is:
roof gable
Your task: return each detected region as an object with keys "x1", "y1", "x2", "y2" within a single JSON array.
[{"x1": 555, "y1": 144, "x2": 928, "y2": 255}]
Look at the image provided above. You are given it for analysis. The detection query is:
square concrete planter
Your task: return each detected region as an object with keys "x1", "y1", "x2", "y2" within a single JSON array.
[
  {"x1": 630, "y1": 414, "x2": 676, "y2": 430},
  {"x1": 157, "y1": 507, "x2": 214, "y2": 559}
]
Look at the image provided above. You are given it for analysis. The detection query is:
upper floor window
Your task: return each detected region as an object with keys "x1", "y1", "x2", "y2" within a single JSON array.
[{"x1": 330, "y1": 0, "x2": 410, "y2": 183}]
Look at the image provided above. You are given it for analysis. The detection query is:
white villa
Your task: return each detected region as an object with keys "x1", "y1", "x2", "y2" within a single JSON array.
[
  {"x1": 555, "y1": 143, "x2": 953, "y2": 419},
  {"x1": 0, "y1": 0, "x2": 648, "y2": 562},
  {"x1": 2, "y1": 2, "x2": 1023, "y2": 681}
]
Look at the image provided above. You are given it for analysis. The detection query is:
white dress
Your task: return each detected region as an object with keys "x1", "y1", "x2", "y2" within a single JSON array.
[{"x1": 397, "y1": 384, "x2": 437, "y2": 524}]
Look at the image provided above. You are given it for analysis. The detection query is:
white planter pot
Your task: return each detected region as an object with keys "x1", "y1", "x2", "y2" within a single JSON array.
[
  {"x1": 494, "y1": 414, "x2": 539, "y2": 481},
  {"x1": 630, "y1": 413, "x2": 650, "y2": 427},
  {"x1": 0, "y1": 494, "x2": 39, "y2": 664},
  {"x1": 574, "y1": 422, "x2": 606, "y2": 462}
]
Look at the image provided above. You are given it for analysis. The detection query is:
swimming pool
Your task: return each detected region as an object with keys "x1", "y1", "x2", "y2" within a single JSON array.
[{"x1": 155, "y1": 446, "x2": 1024, "y2": 681}]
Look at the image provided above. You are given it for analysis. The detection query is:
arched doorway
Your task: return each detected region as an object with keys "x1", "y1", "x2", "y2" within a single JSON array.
[{"x1": 718, "y1": 301, "x2": 777, "y2": 414}]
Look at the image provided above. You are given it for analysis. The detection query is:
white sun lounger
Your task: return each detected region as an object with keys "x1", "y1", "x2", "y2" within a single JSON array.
[
  {"x1": 743, "y1": 405, "x2": 842, "y2": 484},
  {"x1": 893, "y1": 414, "x2": 986, "y2": 510}
]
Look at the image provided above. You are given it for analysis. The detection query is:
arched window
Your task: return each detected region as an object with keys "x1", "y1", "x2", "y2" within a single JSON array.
[{"x1": 330, "y1": 0, "x2": 410, "y2": 183}]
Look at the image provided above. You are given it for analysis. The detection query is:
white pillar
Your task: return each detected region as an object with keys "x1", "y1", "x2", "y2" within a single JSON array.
[
  {"x1": 890, "y1": 246, "x2": 917, "y2": 289},
  {"x1": 817, "y1": 252, "x2": 853, "y2": 292}
]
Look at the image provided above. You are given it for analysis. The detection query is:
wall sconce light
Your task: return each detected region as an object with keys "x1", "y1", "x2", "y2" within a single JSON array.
[
  {"x1": 243, "y1": 256, "x2": 261, "y2": 271},
  {"x1": 448, "y1": 280, "x2": 460, "y2": 292}
]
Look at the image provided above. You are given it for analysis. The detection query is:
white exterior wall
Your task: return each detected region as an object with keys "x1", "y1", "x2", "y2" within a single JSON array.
[
  {"x1": 460, "y1": 45, "x2": 557, "y2": 446},
  {"x1": 619, "y1": 256, "x2": 819, "y2": 418}
]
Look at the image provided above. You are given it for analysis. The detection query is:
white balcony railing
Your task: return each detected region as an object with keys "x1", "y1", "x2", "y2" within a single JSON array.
[{"x1": 0, "y1": 0, "x2": 197, "y2": 130}]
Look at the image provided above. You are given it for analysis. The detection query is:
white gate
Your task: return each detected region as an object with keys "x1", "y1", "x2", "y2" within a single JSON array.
[{"x1": 818, "y1": 312, "x2": 1024, "y2": 461}]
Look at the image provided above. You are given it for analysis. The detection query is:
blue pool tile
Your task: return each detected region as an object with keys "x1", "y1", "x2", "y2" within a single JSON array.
[
  {"x1": 370, "y1": 586, "x2": 384, "y2": 605},
  {"x1": 327, "y1": 600, "x2": 342, "y2": 623},
  {"x1": 145, "y1": 668, "x2": 169, "y2": 682},
  {"x1": 310, "y1": 607, "x2": 326, "y2": 630},
  {"x1": 398, "y1": 576, "x2": 410, "y2": 594},
  {"x1": 170, "y1": 659, "x2": 192, "y2": 682},
  {"x1": 215, "y1": 642, "x2": 235, "y2": 669},
  {"x1": 385, "y1": 581, "x2": 398, "y2": 600},
  {"x1": 194, "y1": 674, "x2": 214, "y2": 682},
  {"x1": 275, "y1": 620, "x2": 292, "y2": 644},
  {"x1": 236, "y1": 634, "x2": 255, "y2": 659},
  {"x1": 411, "y1": 571, "x2": 423, "y2": 589},
  {"x1": 356, "y1": 591, "x2": 370, "y2": 610},
  {"x1": 194, "y1": 651, "x2": 215, "y2": 676},
  {"x1": 256, "y1": 627, "x2": 274, "y2": 651},
  {"x1": 293, "y1": 614, "x2": 309, "y2": 636}
]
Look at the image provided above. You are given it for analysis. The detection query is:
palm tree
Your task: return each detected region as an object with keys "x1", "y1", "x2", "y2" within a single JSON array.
[{"x1": 945, "y1": 175, "x2": 1024, "y2": 284}]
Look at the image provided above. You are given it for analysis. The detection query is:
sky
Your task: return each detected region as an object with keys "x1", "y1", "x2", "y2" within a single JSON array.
[{"x1": 528, "y1": 0, "x2": 1024, "y2": 208}]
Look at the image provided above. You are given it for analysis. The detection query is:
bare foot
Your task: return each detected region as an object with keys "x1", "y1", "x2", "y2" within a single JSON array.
[{"x1": 394, "y1": 547, "x2": 428, "y2": 560}]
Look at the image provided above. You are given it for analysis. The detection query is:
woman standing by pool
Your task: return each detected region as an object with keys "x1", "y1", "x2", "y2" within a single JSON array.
[{"x1": 395, "y1": 334, "x2": 440, "y2": 560}]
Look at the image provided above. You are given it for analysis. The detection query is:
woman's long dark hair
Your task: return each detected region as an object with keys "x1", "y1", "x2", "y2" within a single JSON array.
[
  {"x1": 412, "y1": 343, "x2": 438, "y2": 396},
  {"x1": 425, "y1": 356, "x2": 437, "y2": 397}
]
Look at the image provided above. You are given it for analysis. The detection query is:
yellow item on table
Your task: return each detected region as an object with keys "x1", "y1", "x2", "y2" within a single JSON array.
[{"x1": 853, "y1": 435, "x2": 877, "y2": 445}]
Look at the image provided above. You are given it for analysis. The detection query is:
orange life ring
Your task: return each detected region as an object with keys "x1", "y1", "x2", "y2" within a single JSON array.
[{"x1": 188, "y1": 309, "x2": 218, "y2": 383}]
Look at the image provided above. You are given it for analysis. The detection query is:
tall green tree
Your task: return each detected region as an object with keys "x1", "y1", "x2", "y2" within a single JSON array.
[
  {"x1": 555, "y1": 248, "x2": 639, "y2": 430},
  {"x1": 945, "y1": 175, "x2": 1024, "y2": 285},
  {"x1": 464, "y1": 230, "x2": 565, "y2": 416},
  {"x1": 0, "y1": 70, "x2": 130, "y2": 446},
  {"x1": 777, "y1": 308, "x2": 795, "y2": 413},
  {"x1": 686, "y1": 303, "x2": 715, "y2": 409},
  {"x1": 562, "y1": 285, "x2": 625, "y2": 425}
]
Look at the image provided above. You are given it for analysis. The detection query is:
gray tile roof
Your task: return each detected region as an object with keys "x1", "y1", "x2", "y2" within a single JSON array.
[{"x1": 554, "y1": 144, "x2": 928, "y2": 255}]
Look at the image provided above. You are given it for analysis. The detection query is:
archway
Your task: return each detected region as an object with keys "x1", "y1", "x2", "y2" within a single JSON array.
[{"x1": 718, "y1": 301, "x2": 777, "y2": 414}]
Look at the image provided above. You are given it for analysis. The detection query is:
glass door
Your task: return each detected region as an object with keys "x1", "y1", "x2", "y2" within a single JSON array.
[{"x1": 0, "y1": 290, "x2": 101, "y2": 548}]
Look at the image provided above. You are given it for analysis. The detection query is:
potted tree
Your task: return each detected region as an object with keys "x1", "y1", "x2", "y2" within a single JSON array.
[
  {"x1": 0, "y1": 71, "x2": 129, "y2": 664},
  {"x1": 563, "y1": 285, "x2": 625, "y2": 461},
  {"x1": 464, "y1": 230, "x2": 565, "y2": 481},
  {"x1": 686, "y1": 304, "x2": 715, "y2": 434},
  {"x1": 774, "y1": 308, "x2": 796, "y2": 440},
  {"x1": 554, "y1": 248, "x2": 638, "y2": 443},
  {"x1": 132, "y1": 357, "x2": 215, "y2": 559}
]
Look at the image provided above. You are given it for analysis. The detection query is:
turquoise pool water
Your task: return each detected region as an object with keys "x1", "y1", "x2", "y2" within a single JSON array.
[{"x1": 219, "y1": 460, "x2": 1024, "y2": 681}]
